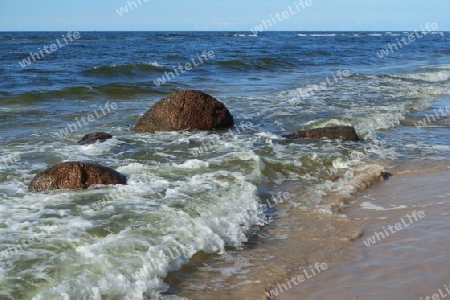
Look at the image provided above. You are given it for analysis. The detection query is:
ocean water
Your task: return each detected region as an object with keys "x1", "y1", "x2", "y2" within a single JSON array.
[{"x1": 0, "y1": 31, "x2": 450, "y2": 299}]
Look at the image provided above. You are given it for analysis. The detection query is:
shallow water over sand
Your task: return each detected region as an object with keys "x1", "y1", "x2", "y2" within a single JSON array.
[
  {"x1": 2, "y1": 32, "x2": 450, "y2": 299},
  {"x1": 159, "y1": 165, "x2": 450, "y2": 300},
  {"x1": 277, "y1": 170, "x2": 450, "y2": 300}
]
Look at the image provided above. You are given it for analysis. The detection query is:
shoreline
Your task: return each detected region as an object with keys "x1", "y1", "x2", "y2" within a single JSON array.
[
  {"x1": 161, "y1": 161, "x2": 450, "y2": 300},
  {"x1": 277, "y1": 168, "x2": 450, "y2": 300},
  {"x1": 1, "y1": 30, "x2": 450, "y2": 300},
  {"x1": 163, "y1": 164, "x2": 389, "y2": 299},
  {"x1": 165, "y1": 206, "x2": 363, "y2": 300}
]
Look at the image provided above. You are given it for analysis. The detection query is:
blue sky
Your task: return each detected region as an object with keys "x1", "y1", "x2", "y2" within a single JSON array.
[{"x1": 1, "y1": 0, "x2": 449, "y2": 31}]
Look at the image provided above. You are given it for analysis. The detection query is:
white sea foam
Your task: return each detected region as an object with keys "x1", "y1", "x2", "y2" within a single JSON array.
[
  {"x1": 398, "y1": 70, "x2": 450, "y2": 82},
  {"x1": 310, "y1": 34, "x2": 336, "y2": 37},
  {"x1": 172, "y1": 159, "x2": 209, "y2": 169},
  {"x1": 361, "y1": 201, "x2": 408, "y2": 211},
  {"x1": 3, "y1": 57, "x2": 450, "y2": 299},
  {"x1": 21, "y1": 162, "x2": 265, "y2": 299},
  {"x1": 147, "y1": 61, "x2": 161, "y2": 67}
]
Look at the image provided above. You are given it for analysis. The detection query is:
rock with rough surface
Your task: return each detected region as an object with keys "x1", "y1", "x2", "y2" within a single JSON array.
[
  {"x1": 77, "y1": 132, "x2": 113, "y2": 145},
  {"x1": 133, "y1": 90, "x2": 234, "y2": 133},
  {"x1": 29, "y1": 162, "x2": 126, "y2": 192},
  {"x1": 283, "y1": 126, "x2": 360, "y2": 142}
]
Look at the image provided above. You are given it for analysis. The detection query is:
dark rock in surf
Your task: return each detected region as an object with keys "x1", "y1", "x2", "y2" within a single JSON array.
[
  {"x1": 380, "y1": 171, "x2": 392, "y2": 180},
  {"x1": 283, "y1": 126, "x2": 360, "y2": 142},
  {"x1": 133, "y1": 90, "x2": 234, "y2": 133},
  {"x1": 400, "y1": 118, "x2": 420, "y2": 127},
  {"x1": 28, "y1": 162, "x2": 126, "y2": 192},
  {"x1": 77, "y1": 132, "x2": 113, "y2": 145}
]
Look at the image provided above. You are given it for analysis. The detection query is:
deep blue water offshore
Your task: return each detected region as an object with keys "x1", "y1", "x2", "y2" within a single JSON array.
[{"x1": 1, "y1": 31, "x2": 450, "y2": 299}]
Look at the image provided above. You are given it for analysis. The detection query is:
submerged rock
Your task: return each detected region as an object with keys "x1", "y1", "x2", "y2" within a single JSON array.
[
  {"x1": 77, "y1": 132, "x2": 113, "y2": 145},
  {"x1": 133, "y1": 90, "x2": 234, "y2": 133},
  {"x1": 28, "y1": 162, "x2": 126, "y2": 192},
  {"x1": 283, "y1": 126, "x2": 360, "y2": 142},
  {"x1": 400, "y1": 118, "x2": 420, "y2": 127}
]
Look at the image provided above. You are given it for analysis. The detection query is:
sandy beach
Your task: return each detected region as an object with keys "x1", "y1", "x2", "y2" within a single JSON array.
[
  {"x1": 162, "y1": 165, "x2": 450, "y2": 300},
  {"x1": 2, "y1": 28, "x2": 450, "y2": 299},
  {"x1": 277, "y1": 169, "x2": 450, "y2": 300}
]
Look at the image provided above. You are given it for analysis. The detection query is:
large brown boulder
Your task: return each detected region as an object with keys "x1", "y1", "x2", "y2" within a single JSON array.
[
  {"x1": 77, "y1": 132, "x2": 112, "y2": 145},
  {"x1": 29, "y1": 162, "x2": 126, "y2": 192},
  {"x1": 133, "y1": 90, "x2": 234, "y2": 133},
  {"x1": 283, "y1": 126, "x2": 360, "y2": 142}
]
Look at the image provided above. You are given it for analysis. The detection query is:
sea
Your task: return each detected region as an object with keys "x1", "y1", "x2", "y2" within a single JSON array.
[{"x1": 0, "y1": 31, "x2": 449, "y2": 300}]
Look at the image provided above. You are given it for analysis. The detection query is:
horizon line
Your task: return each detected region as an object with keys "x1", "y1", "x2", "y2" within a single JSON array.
[{"x1": 1, "y1": 30, "x2": 449, "y2": 32}]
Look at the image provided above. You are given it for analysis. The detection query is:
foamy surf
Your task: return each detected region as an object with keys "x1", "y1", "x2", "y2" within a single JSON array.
[
  {"x1": 2, "y1": 31, "x2": 450, "y2": 299},
  {"x1": 7, "y1": 166, "x2": 266, "y2": 300}
]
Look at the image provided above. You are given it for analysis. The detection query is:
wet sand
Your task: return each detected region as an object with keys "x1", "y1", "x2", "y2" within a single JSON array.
[
  {"x1": 159, "y1": 164, "x2": 450, "y2": 300},
  {"x1": 278, "y1": 170, "x2": 450, "y2": 300},
  {"x1": 166, "y1": 206, "x2": 363, "y2": 300},
  {"x1": 164, "y1": 165, "x2": 385, "y2": 300}
]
